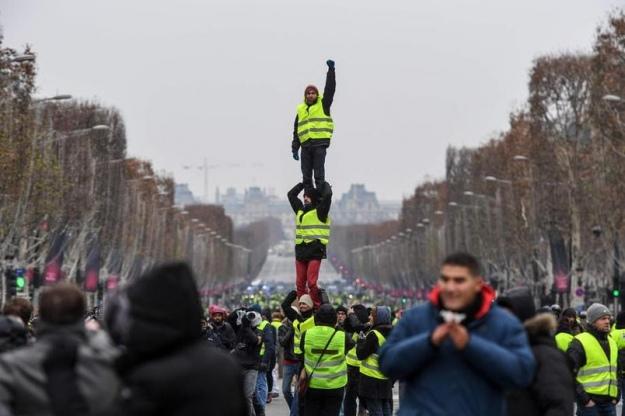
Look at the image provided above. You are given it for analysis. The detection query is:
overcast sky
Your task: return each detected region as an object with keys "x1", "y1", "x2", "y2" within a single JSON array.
[{"x1": 1, "y1": 0, "x2": 622, "y2": 201}]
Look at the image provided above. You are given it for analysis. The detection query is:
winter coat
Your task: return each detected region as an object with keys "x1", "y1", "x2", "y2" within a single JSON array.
[
  {"x1": 279, "y1": 320, "x2": 298, "y2": 363},
  {"x1": 112, "y1": 262, "x2": 247, "y2": 416},
  {"x1": 287, "y1": 182, "x2": 333, "y2": 261},
  {"x1": 356, "y1": 324, "x2": 393, "y2": 400},
  {"x1": 0, "y1": 323, "x2": 120, "y2": 416},
  {"x1": 506, "y1": 313, "x2": 575, "y2": 416},
  {"x1": 208, "y1": 321, "x2": 236, "y2": 351},
  {"x1": 0, "y1": 315, "x2": 28, "y2": 353},
  {"x1": 379, "y1": 285, "x2": 536, "y2": 416}
]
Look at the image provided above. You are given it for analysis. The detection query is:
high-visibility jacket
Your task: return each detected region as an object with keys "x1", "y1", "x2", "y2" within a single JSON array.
[
  {"x1": 296, "y1": 97, "x2": 334, "y2": 144},
  {"x1": 610, "y1": 326, "x2": 625, "y2": 350},
  {"x1": 294, "y1": 315, "x2": 315, "y2": 355},
  {"x1": 555, "y1": 332, "x2": 574, "y2": 352},
  {"x1": 295, "y1": 209, "x2": 331, "y2": 246},
  {"x1": 303, "y1": 326, "x2": 347, "y2": 389},
  {"x1": 345, "y1": 333, "x2": 361, "y2": 368},
  {"x1": 359, "y1": 329, "x2": 388, "y2": 380},
  {"x1": 258, "y1": 320, "x2": 269, "y2": 356},
  {"x1": 271, "y1": 320, "x2": 282, "y2": 333},
  {"x1": 575, "y1": 332, "x2": 618, "y2": 398}
]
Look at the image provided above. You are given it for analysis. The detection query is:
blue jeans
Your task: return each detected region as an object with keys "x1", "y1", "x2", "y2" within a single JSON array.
[
  {"x1": 290, "y1": 390, "x2": 299, "y2": 416},
  {"x1": 366, "y1": 398, "x2": 392, "y2": 416},
  {"x1": 282, "y1": 363, "x2": 299, "y2": 409},
  {"x1": 577, "y1": 402, "x2": 616, "y2": 416},
  {"x1": 255, "y1": 370, "x2": 268, "y2": 411}
]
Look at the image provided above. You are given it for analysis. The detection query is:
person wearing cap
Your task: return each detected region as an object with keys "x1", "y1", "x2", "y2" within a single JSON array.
[
  {"x1": 288, "y1": 180, "x2": 333, "y2": 308},
  {"x1": 568, "y1": 303, "x2": 619, "y2": 415},
  {"x1": 208, "y1": 304, "x2": 237, "y2": 351},
  {"x1": 555, "y1": 307, "x2": 581, "y2": 352},
  {"x1": 292, "y1": 59, "x2": 336, "y2": 192},
  {"x1": 300, "y1": 304, "x2": 354, "y2": 416},
  {"x1": 357, "y1": 306, "x2": 394, "y2": 416}
]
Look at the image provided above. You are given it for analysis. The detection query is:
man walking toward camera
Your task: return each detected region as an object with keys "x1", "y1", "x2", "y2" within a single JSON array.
[
  {"x1": 568, "y1": 303, "x2": 619, "y2": 416},
  {"x1": 292, "y1": 59, "x2": 336, "y2": 193},
  {"x1": 379, "y1": 252, "x2": 535, "y2": 416}
]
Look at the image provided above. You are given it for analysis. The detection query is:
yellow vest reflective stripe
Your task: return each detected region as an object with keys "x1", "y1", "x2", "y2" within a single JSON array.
[
  {"x1": 296, "y1": 97, "x2": 334, "y2": 144},
  {"x1": 555, "y1": 332, "x2": 574, "y2": 352},
  {"x1": 303, "y1": 326, "x2": 347, "y2": 389},
  {"x1": 294, "y1": 316, "x2": 315, "y2": 355},
  {"x1": 359, "y1": 330, "x2": 387, "y2": 380},
  {"x1": 345, "y1": 333, "x2": 361, "y2": 367},
  {"x1": 271, "y1": 321, "x2": 282, "y2": 332},
  {"x1": 258, "y1": 320, "x2": 269, "y2": 356},
  {"x1": 295, "y1": 209, "x2": 331, "y2": 246},
  {"x1": 575, "y1": 332, "x2": 618, "y2": 398}
]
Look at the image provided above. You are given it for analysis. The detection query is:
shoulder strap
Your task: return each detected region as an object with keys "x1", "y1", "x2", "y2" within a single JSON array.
[{"x1": 308, "y1": 329, "x2": 338, "y2": 379}]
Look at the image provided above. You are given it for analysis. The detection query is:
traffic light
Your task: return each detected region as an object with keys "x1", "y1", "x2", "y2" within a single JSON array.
[
  {"x1": 613, "y1": 288, "x2": 621, "y2": 298},
  {"x1": 15, "y1": 268, "x2": 25, "y2": 293},
  {"x1": 5, "y1": 268, "x2": 17, "y2": 298}
]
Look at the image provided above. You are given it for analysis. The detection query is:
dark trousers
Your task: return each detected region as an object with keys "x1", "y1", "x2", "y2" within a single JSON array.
[
  {"x1": 303, "y1": 387, "x2": 344, "y2": 416},
  {"x1": 577, "y1": 402, "x2": 616, "y2": 416},
  {"x1": 267, "y1": 356, "x2": 276, "y2": 395},
  {"x1": 301, "y1": 146, "x2": 327, "y2": 190},
  {"x1": 364, "y1": 398, "x2": 392, "y2": 416},
  {"x1": 343, "y1": 366, "x2": 360, "y2": 416}
]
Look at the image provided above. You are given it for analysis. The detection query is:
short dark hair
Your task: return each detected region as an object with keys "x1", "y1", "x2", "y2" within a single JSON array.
[
  {"x1": 3, "y1": 297, "x2": 33, "y2": 325},
  {"x1": 442, "y1": 252, "x2": 482, "y2": 277},
  {"x1": 39, "y1": 283, "x2": 86, "y2": 325}
]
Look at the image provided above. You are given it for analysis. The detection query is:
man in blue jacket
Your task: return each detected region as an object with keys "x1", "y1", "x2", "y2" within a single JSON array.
[{"x1": 379, "y1": 252, "x2": 535, "y2": 416}]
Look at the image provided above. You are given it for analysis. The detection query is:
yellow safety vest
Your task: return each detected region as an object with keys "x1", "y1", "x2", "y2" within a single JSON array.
[
  {"x1": 296, "y1": 96, "x2": 334, "y2": 144},
  {"x1": 555, "y1": 332, "x2": 574, "y2": 352},
  {"x1": 610, "y1": 326, "x2": 625, "y2": 350},
  {"x1": 294, "y1": 316, "x2": 315, "y2": 355},
  {"x1": 295, "y1": 209, "x2": 331, "y2": 246},
  {"x1": 359, "y1": 330, "x2": 388, "y2": 380},
  {"x1": 345, "y1": 333, "x2": 361, "y2": 368},
  {"x1": 258, "y1": 320, "x2": 269, "y2": 357},
  {"x1": 575, "y1": 332, "x2": 618, "y2": 398},
  {"x1": 303, "y1": 326, "x2": 347, "y2": 389},
  {"x1": 271, "y1": 320, "x2": 282, "y2": 332},
  {"x1": 392, "y1": 317, "x2": 399, "y2": 326}
]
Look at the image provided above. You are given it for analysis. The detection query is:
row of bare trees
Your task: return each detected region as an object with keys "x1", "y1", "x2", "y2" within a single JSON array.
[
  {"x1": 331, "y1": 11, "x2": 625, "y2": 306},
  {"x1": 0, "y1": 37, "x2": 269, "y2": 300}
]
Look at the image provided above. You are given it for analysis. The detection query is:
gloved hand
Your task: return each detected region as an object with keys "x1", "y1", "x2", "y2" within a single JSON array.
[
  {"x1": 326, "y1": 59, "x2": 335, "y2": 70},
  {"x1": 292, "y1": 150, "x2": 299, "y2": 161}
]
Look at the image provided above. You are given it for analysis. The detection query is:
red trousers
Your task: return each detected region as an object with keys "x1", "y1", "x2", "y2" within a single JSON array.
[{"x1": 295, "y1": 259, "x2": 321, "y2": 307}]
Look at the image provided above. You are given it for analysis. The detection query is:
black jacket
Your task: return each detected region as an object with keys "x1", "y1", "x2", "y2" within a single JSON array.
[
  {"x1": 507, "y1": 314, "x2": 574, "y2": 416},
  {"x1": 356, "y1": 324, "x2": 394, "y2": 400},
  {"x1": 279, "y1": 320, "x2": 298, "y2": 362},
  {"x1": 567, "y1": 324, "x2": 617, "y2": 405},
  {"x1": 208, "y1": 320, "x2": 236, "y2": 351},
  {"x1": 292, "y1": 68, "x2": 336, "y2": 153},
  {"x1": 288, "y1": 182, "x2": 333, "y2": 261},
  {"x1": 227, "y1": 308, "x2": 263, "y2": 370},
  {"x1": 114, "y1": 262, "x2": 247, "y2": 416}
]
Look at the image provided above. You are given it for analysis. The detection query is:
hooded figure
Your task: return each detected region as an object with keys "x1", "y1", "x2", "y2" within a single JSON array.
[
  {"x1": 497, "y1": 287, "x2": 574, "y2": 416},
  {"x1": 356, "y1": 306, "x2": 394, "y2": 416},
  {"x1": 107, "y1": 262, "x2": 247, "y2": 416}
]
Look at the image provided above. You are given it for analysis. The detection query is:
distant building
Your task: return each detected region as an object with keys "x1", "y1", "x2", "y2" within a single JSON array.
[
  {"x1": 174, "y1": 183, "x2": 197, "y2": 205},
  {"x1": 334, "y1": 184, "x2": 399, "y2": 225},
  {"x1": 217, "y1": 184, "x2": 399, "y2": 229}
]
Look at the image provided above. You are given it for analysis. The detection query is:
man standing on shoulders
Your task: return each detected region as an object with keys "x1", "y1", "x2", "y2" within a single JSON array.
[
  {"x1": 379, "y1": 252, "x2": 535, "y2": 416},
  {"x1": 292, "y1": 59, "x2": 336, "y2": 192},
  {"x1": 568, "y1": 303, "x2": 619, "y2": 416}
]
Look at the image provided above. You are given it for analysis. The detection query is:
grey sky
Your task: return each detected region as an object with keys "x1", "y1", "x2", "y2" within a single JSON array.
[{"x1": 2, "y1": 0, "x2": 621, "y2": 201}]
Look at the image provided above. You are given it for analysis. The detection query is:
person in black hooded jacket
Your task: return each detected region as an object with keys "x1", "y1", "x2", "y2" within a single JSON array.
[
  {"x1": 106, "y1": 262, "x2": 247, "y2": 416},
  {"x1": 342, "y1": 304, "x2": 370, "y2": 416},
  {"x1": 356, "y1": 306, "x2": 394, "y2": 416},
  {"x1": 497, "y1": 287, "x2": 574, "y2": 416}
]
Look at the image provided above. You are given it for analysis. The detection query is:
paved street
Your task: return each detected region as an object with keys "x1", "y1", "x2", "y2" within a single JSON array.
[{"x1": 257, "y1": 250, "x2": 340, "y2": 285}]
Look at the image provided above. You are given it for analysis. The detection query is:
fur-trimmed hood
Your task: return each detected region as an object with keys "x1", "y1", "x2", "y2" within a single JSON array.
[{"x1": 524, "y1": 313, "x2": 557, "y2": 346}]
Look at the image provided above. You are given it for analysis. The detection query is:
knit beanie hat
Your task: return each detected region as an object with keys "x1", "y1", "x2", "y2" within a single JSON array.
[
  {"x1": 299, "y1": 295, "x2": 313, "y2": 309},
  {"x1": 586, "y1": 303, "x2": 611, "y2": 324},
  {"x1": 304, "y1": 85, "x2": 319, "y2": 96}
]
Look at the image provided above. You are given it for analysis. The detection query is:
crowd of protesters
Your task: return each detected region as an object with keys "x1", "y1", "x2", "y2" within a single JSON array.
[{"x1": 0, "y1": 253, "x2": 622, "y2": 416}]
